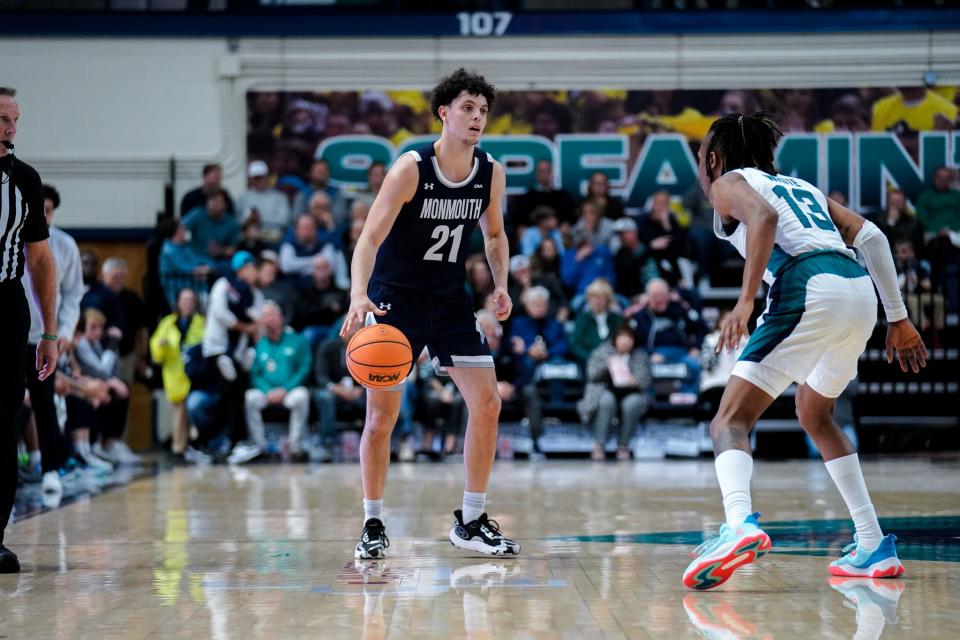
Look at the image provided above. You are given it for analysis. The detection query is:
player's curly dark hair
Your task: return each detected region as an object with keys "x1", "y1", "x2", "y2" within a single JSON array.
[
  {"x1": 703, "y1": 110, "x2": 782, "y2": 181},
  {"x1": 431, "y1": 68, "x2": 496, "y2": 121},
  {"x1": 42, "y1": 184, "x2": 60, "y2": 209}
]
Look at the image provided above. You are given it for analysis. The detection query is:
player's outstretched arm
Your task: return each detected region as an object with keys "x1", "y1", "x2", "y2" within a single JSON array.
[
  {"x1": 340, "y1": 155, "x2": 419, "y2": 338},
  {"x1": 711, "y1": 172, "x2": 778, "y2": 354},
  {"x1": 479, "y1": 161, "x2": 512, "y2": 322},
  {"x1": 826, "y1": 198, "x2": 927, "y2": 373}
]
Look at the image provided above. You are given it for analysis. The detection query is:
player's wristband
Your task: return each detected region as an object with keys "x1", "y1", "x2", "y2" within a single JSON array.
[{"x1": 40, "y1": 333, "x2": 58, "y2": 342}]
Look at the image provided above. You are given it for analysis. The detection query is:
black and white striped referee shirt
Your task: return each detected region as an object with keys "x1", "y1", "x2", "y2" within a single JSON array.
[{"x1": 0, "y1": 153, "x2": 48, "y2": 283}]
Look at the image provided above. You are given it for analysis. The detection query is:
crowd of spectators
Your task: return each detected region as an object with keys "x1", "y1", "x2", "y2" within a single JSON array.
[{"x1": 15, "y1": 86, "x2": 960, "y2": 486}]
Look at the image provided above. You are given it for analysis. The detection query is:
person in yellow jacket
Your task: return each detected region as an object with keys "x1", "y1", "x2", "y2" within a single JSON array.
[{"x1": 150, "y1": 288, "x2": 205, "y2": 456}]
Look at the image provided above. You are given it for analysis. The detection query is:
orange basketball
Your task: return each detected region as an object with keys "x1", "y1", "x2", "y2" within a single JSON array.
[{"x1": 346, "y1": 323, "x2": 414, "y2": 389}]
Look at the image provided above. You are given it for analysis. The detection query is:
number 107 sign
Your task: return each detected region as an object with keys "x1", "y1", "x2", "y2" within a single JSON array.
[{"x1": 456, "y1": 12, "x2": 512, "y2": 36}]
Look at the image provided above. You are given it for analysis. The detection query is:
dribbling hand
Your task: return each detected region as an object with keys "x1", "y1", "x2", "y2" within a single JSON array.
[
  {"x1": 490, "y1": 287, "x2": 512, "y2": 322},
  {"x1": 885, "y1": 318, "x2": 927, "y2": 373},
  {"x1": 340, "y1": 294, "x2": 386, "y2": 339}
]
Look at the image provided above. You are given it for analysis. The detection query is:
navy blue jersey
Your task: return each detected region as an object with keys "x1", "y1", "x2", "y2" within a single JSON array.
[{"x1": 371, "y1": 143, "x2": 494, "y2": 295}]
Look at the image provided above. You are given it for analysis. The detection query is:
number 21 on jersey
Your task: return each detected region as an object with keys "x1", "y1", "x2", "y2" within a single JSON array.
[
  {"x1": 773, "y1": 186, "x2": 835, "y2": 232},
  {"x1": 424, "y1": 224, "x2": 465, "y2": 262}
]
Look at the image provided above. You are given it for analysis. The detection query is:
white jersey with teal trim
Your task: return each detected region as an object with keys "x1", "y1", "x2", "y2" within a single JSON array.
[{"x1": 713, "y1": 167, "x2": 855, "y2": 285}]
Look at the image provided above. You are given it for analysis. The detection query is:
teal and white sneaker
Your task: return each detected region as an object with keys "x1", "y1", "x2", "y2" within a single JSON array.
[
  {"x1": 829, "y1": 534, "x2": 904, "y2": 578},
  {"x1": 682, "y1": 513, "x2": 773, "y2": 590}
]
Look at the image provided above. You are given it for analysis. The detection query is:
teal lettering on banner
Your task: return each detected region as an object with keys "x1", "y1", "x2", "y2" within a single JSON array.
[
  {"x1": 623, "y1": 134, "x2": 698, "y2": 207},
  {"x1": 315, "y1": 132, "x2": 952, "y2": 212},
  {"x1": 317, "y1": 135, "x2": 393, "y2": 187},
  {"x1": 480, "y1": 135, "x2": 555, "y2": 194},
  {"x1": 555, "y1": 134, "x2": 628, "y2": 198},
  {"x1": 775, "y1": 134, "x2": 819, "y2": 184}
]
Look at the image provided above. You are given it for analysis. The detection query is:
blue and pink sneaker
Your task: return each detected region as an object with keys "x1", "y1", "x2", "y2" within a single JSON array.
[
  {"x1": 682, "y1": 513, "x2": 773, "y2": 590},
  {"x1": 829, "y1": 534, "x2": 904, "y2": 578}
]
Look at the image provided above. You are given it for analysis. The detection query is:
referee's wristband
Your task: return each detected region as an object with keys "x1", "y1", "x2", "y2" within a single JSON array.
[{"x1": 40, "y1": 333, "x2": 58, "y2": 342}]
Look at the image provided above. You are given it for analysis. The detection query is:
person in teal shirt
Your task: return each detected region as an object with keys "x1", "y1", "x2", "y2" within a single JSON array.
[
  {"x1": 231, "y1": 301, "x2": 312, "y2": 464},
  {"x1": 182, "y1": 189, "x2": 241, "y2": 261}
]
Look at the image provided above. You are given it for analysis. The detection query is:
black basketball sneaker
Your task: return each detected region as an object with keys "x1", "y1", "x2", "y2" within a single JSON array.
[
  {"x1": 0, "y1": 544, "x2": 20, "y2": 574},
  {"x1": 449, "y1": 510, "x2": 521, "y2": 556},
  {"x1": 355, "y1": 518, "x2": 390, "y2": 559}
]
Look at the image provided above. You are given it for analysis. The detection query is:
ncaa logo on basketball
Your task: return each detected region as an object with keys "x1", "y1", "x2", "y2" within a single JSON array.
[{"x1": 368, "y1": 372, "x2": 401, "y2": 383}]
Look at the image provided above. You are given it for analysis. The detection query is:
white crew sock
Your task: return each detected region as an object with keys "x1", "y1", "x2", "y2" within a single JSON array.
[
  {"x1": 462, "y1": 491, "x2": 486, "y2": 524},
  {"x1": 363, "y1": 499, "x2": 383, "y2": 523},
  {"x1": 824, "y1": 453, "x2": 883, "y2": 552},
  {"x1": 29, "y1": 450, "x2": 41, "y2": 468},
  {"x1": 715, "y1": 450, "x2": 754, "y2": 528}
]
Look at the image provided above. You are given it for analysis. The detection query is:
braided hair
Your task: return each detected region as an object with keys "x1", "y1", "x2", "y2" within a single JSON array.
[{"x1": 703, "y1": 110, "x2": 782, "y2": 181}]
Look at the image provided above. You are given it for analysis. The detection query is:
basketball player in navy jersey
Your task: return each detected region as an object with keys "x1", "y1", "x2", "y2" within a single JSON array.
[{"x1": 340, "y1": 69, "x2": 519, "y2": 558}]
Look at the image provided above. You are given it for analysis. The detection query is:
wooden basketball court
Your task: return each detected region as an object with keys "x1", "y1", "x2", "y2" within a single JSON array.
[{"x1": 2, "y1": 457, "x2": 958, "y2": 638}]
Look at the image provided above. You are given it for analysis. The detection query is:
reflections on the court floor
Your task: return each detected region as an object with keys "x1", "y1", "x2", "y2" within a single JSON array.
[
  {"x1": 829, "y1": 577, "x2": 906, "y2": 640},
  {"x1": 683, "y1": 594, "x2": 773, "y2": 640},
  {"x1": 682, "y1": 578, "x2": 906, "y2": 640}
]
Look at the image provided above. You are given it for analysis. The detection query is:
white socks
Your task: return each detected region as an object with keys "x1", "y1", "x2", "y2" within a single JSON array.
[
  {"x1": 462, "y1": 491, "x2": 486, "y2": 524},
  {"x1": 29, "y1": 450, "x2": 41, "y2": 468},
  {"x1": 363, "y1": 499, "x2": 383, "y2": 523},
  {"x1": 715, "y1": 450, "x2": 754, "y2": 528},
  {"x1": 824, "y1": 453, "x2": 883, "y2": 552}
]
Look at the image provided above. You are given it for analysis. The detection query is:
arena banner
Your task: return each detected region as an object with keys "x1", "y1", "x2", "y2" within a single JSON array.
[{"x1": 247, "y1": 88, "x2": 959, "y2": 212}]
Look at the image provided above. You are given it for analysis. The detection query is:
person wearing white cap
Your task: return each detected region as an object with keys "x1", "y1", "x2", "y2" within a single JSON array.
[{"x1": 237, "y1": 160, "x2": 292, "y2": 245}]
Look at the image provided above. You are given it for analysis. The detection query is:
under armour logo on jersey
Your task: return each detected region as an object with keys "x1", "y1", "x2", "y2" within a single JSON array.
[
  {"x1": 379, "y1": 302, "x2": 392, "y2": 311},
  {"x1": 473, "y1": 183, "x2": 483, "y2": 189},
  {"x1": 424, "y1": 183, "x2": 434, "y2": 190}
]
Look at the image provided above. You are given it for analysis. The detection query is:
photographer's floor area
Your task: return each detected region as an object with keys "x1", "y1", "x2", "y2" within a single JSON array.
[{"x1": 2, "y1": 458, "x2": 959, "y2": 639}]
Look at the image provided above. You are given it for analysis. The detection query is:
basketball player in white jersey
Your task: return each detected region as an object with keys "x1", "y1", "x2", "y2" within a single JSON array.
[{"x1": 682, "y1": 112, "x2": 927, "y2": 590}]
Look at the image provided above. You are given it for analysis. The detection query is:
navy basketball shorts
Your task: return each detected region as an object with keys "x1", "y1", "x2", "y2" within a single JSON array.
[{"x1": 367, "y1": 280, "x2": 494, "y2": 378}]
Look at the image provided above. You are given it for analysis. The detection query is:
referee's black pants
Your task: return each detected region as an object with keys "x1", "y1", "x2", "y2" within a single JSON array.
[
  {"x1": 24, "y1": 343, "x2": 64, "y2": 473},
  {"x1": 0, "y1": 281, "x2": 30, "y2": 544}
]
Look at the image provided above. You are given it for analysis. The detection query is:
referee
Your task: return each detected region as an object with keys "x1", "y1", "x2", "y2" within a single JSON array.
[{"x1": 0, "y1": 87, "x2": 58, "y2": 574}]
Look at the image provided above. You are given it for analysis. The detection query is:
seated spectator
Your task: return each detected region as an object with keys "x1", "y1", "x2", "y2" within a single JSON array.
[
  {"x1": 343, "y1": 216, "x2": 365, "y2": 274},
  {"x1": 510, "y1": 159, "x2": 577, "y2": 230},
  {"x1": 182, "y1": 188, "x2": 240, "y2": 262},
  {"x1": 571, "y1": 200, "x2": 615, "y2": 249},
  {"x1": 916, "y1": 166, "x2": 960, "y2": 270},
  {"x1": 80, "y1": 250, "x2": 124, "y2": 332},
  {"x1": 520, "y1": 206, "x2": 566, "y2": 257},
  {"x1": 878, "y1": 189, "x2": 924, "y2": 251},
  {"x1": 159, "y1": 223, "x2": 214, "y2": 307},
  {"x1": 476, "y1": 310, "x2": 530, "y2": 414},
  {"x1": 531, "y1": 236, "x2": 563, "y2": 283},
  {"x1": 74, "y1": 308, "x2": 132, "y2": 467},
  {"x1": 279, "y1": 213, "x2": 330, "y2": 277},
  {"x1": 313, "y1": 336, "x2": 365, "y2": 463},
  {"x1": 257, "y1": 251, "x2": 295, "y2": 321},
  {"x1": 304, "y1": 190, "x2": 342, "y2": 248},
  {"x1": 638, "y1": 190, "x2": 686, "y2": 287},
  {"x1": 235, "y1": 302, "x2": 312, "y2": 464},
  {"x1": 100, "y1": 258, "x2": 149, "y2": 436},
  {"x1": 292, "y1": 158, "x2": 343, "y2": 224},
  {"x1": 580, "y1": 171, "x2": 624, "y2": 220},
  {"x1": 894, "y1": 238, "x2": 943, "y2": 332},
  {"x1": 238, "y1": 160, "x2": 292, "y2": 244},
  {"x1": 237, "y1": 216, "x2": 268, "y2": 257},
  {"x1": 59, "y1": 339, "x2": 114, "y2": 472},
  {"x1": 292, "y1": 255, "x2": 348, "y2": 349},
  {"x1": 347, "y1": 161, "x2": 386, "y2": 211},
  {"x1": 561, "y1": 228, "x2": 616, "y2": 299},
  {"x1": 509, "y1": 286, "x2": 570, "y2": 366},
  {"x1": 577, "y1": 325, "x2": 651, "y2": 461},
  {"x1": 180, "y1": 163, "x2": 235, "y2": 217},
  {"x1": 466, "y1": 255, "x2": 494, "y2": 311},
  {"x1": 150, "y1": 288, "x2": 205, "y2": 460},
  {"x1": 570, "y1": 278, "x2": 623, "y2": 365},
  {"x1": 511, "y1": 286, "x2": 569, "y2": 454},
  {"x1": 181, "y1": 343, "x2": 220, "y2": 460},
  {"x1": 418, "y1": 353, "x2": 467, "y2": 458},
  {"x1": 507, "y1": 254, "x2": 568, "y2": 323},
  {"x1": 629, "y1": 278, "x2": 706, "y2": 398},
  {"x1": 612, "y1": 218, "x2": 655, "y2": 299},
  {"x1": 350, "y1": 199, "x2": 371, "y2": 223}
]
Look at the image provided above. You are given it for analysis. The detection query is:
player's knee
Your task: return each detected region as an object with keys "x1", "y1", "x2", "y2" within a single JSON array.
[
  {"x1": 795, "y1": 400, "x2": 830, "y2": 432},
  {"x1": 709, "y1": 411, "x2": 751, "y2": 441},
  {"x1": 471, "y1": 391, "x2": 501, "y2": 422}
]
